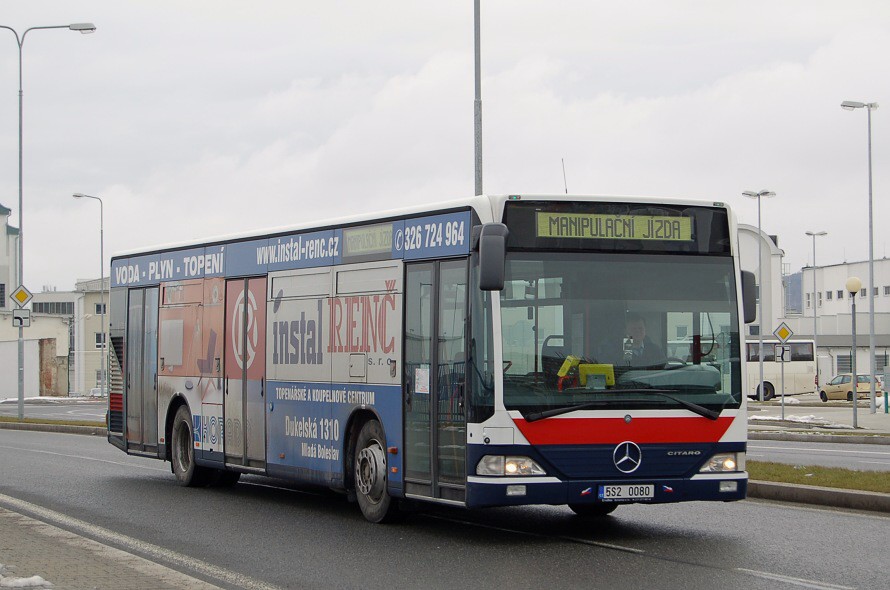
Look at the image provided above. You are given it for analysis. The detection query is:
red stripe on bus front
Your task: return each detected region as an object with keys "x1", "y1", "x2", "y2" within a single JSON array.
[{"x1": 513, "y1": 416, "x2": 735, "y2": 445}]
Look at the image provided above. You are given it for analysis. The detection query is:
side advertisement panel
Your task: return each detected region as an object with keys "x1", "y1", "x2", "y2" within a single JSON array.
[{"x1": 265, "y1": 262, "x2": 404, "y2": 489}]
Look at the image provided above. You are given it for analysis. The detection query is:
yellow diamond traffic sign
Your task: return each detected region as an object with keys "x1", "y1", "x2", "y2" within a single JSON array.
[
  {"x1": 773, "y1": 322, "x2": 793, "y2": 343},
  {"x1": 10, "y1": 285, "x2": 33, "y2": 308}
]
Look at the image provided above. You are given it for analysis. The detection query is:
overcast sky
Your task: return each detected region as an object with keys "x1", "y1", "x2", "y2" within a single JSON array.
[{"x1": 1, "y1": 1, "x2": 889, "y2": 292}]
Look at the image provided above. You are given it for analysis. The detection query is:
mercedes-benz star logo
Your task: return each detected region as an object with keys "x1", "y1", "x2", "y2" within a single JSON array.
[{"x1": 613, "y1": 441, "x2": 642, "y2": 474}]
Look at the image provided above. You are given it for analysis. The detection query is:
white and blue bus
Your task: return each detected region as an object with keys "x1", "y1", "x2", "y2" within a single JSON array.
[{"x1": 108, "y1": 194, "x2": 754, "y2": 522}]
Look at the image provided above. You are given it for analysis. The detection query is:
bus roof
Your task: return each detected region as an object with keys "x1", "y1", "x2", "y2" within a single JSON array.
[{"x1": 111, "y1": 193, "x2": 731, "y2": 260}]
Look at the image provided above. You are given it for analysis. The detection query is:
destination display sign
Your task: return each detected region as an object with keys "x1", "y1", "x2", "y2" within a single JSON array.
[
  {"x1": 503, "y1": 200, "x2": 731, "y2": 256},
  {"x1": 342, "y1": 223, "x2": 393, "y2": 257},
  {"x1": 536, "y1": 212, "x2": 693, "y2": 242}
]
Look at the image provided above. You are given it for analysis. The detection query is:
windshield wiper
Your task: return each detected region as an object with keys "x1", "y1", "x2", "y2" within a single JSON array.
[{"x1": 523, "y1": 389, "x2": 719, "y2": 422}]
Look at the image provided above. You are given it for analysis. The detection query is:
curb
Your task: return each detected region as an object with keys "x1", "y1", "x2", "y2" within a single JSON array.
[
  {"x1": 749, "y1": 431, "x2": 890, "y2": 445},
  {"x1": 748, "y1": 480, "x2": 890, "y2": 513},
  {"x1": 0, "y1": 422, "x2": 107, "y2": 436}
]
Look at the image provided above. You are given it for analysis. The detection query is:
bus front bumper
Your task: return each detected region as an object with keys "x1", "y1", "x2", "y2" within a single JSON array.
[{"x1": 464, "y1": 473, "x2": 748, "y2": 508}]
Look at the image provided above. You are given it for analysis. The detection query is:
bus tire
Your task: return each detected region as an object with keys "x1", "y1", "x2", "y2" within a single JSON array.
[
  {"x1": 759, "y1": 383, "x2": 775, "y2": 401},
  {"x1": 568, "y1": 503, "x2": 618, "y2": 517},
  {"x1": 171, "y1": 406, "x2": 211, "y2": 487},
  {"x1": 354, "y1": 419, "x2": 399, "y2": 523}
]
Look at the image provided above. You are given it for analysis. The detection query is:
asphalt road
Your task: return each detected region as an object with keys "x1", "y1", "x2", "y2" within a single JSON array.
[
  {"x1": 0, "y1": 429, "x2": 886, "y2": 590},
  {"x1": 0, "y1": 399, "x2": 107, "y2": 421},
  {"x1": 748, "y1": 439, "x2": 890, "y2": 471}
]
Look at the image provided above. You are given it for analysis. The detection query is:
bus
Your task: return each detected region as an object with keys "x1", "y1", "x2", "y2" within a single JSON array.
[
  {"x1": 745, "y1": 339, "x2": 816, "y2": 400},
  {"x1": 107, "y1": 194, "x2": 754, "y2": 522}
]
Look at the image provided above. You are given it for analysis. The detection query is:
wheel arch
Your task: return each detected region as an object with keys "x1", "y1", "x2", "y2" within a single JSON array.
[{"x1": 164, "y1": 394, "x2": 190, "y2": 463}]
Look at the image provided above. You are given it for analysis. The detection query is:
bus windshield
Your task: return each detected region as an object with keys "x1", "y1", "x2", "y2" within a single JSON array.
[{"x1": 500, "y1": 252, "x2": 742, "y2": 416}]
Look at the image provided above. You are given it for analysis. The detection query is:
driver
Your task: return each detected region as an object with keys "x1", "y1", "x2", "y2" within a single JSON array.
[{"x1": 622, "y1": 313, "x2": 665, "y2": 366}]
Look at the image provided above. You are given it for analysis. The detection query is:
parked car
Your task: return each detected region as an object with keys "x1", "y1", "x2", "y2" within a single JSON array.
[{"x1": 819, "y1": 374, "x2": 881, "y2": 402}]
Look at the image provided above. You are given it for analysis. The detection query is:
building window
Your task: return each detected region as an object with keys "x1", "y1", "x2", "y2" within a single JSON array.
[
  {"x1": 861, "y1": 288, "x2": 867, "y2": 297},
  {"x1": 874, "y1": 287, "x2": 879, "y2": 297},
  {"x1": 805, "y1": 293, "x2": 811, "y2": 309},
  {"x1": 837, "y1": 355, "x2": 852, "y2": 374},
  {"x1": 837, "y1": 290, "x2": 844, "y2": 300},
  {"x1": 0, "y1": 284, "x2": 5, "y2": 308},
  {"x1": 826, "y1": 291, "x2": 833, "y2": 301},
  {"x1": 33, "y1": 301, "x2": 74, "y2": 315},
  {"x1": 885, "y1": 286, "x2": 890, "y2": 296},
  {"x1": 818, "y1": 292, "x2": 823, "y2": 307},
  {"x1": 95, "y1": 370, "x2": 106, "y2": 389},
  {"x1": 95, "y1": 302, "x2": 106, "y2": 315},
  {"x1": 95, "y1": 333, "x2": 106, "y2": 349}
]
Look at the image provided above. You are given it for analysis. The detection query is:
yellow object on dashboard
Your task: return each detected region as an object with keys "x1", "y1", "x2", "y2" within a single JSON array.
[
  {"x1": 579, "y1": 364, "x2": 615, "y2": 387},
  {"x1": 556, "y1": 355, "x2": 581, "y2": 377}
]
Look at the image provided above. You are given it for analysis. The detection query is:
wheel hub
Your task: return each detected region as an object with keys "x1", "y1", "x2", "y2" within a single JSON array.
[{"x1": 356, "y1": 442, "x2": 386, "y2": 500}]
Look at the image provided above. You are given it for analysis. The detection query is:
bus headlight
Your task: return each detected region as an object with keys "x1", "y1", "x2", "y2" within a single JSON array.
[
  {"x1": 476, "y1": 455, "x2": 546, "y2": 476},
  {"x1": 700, "y1": 452, "x2": 743, "y2": 473}
]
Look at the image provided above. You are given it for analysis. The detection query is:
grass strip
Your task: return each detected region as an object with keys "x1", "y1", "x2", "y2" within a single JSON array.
[
  {"x1": 0, "y1": 416, "x2": 104, "y2": 428},
  {"x1": 748, "y1": 460, "x2": 890, "y2": 494}
]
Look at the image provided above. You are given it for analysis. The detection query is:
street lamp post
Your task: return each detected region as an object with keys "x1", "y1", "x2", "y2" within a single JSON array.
[
  {"x1": 743, "y1": 189, "x2": 776, "y2": 401},
  {"x1": 73, "y1": 193, "x2": 105, "y2": 394},
  {"x1": 0, "y1": 22, "x2": 96, "y2": 420},
  {"x1": 841, "y1": 100, "x2": 879, "y2": 413},
  {"x1": 847, "y1": 277, "x2": 862, "y2": 428},
  {"x1": 806, "y1": 230, "x2": 827, "y2": 382}
]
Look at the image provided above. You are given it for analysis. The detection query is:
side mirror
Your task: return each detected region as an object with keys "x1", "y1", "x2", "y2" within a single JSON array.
[
  {"x1": 741, "y1": 270, "x2": 757, "y2": 324},
  {"x1": 476, "y1": 223, "x2": 508, "y2": 291}
]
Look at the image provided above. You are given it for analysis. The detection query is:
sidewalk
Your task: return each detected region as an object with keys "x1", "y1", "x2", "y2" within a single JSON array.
[
  {"x1": 748, "y1": 394, "x2": 890, "y2": 438},
  {"x1": 0, "y1": 506, "x2": 220, "y2": 590}
]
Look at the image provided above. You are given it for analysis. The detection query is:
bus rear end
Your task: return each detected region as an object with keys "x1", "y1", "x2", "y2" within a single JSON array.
[{"x1": 465, "y1": 197, "x2": 747, "y2": 514}]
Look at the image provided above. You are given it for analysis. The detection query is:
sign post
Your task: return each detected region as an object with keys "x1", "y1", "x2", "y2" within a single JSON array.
[
  {"x1": 775, "y1": 344, "x2": 791, "y2": 419},
  {"x1": 773, "y1": 323, "x2": 794, "y2": 420},
  {"x1": 10, "y1": 285, "x2": 33, "y2": 421}
]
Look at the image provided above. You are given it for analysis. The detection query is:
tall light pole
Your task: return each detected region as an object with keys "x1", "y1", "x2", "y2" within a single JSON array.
[
  {"x1": 0, "y1": 22, "x2": 96, "y2": 419},
  {"x1": 73, "y1": 193, "x2": 105, "y2": 394},
  {"x1": 806, "y1": 230, "x2": 827, "y2": 383},
  {"x1": 841, "y1": 100, "x2": 879, "y2": 413},
  {"x1": 847, "y1": 276, "x2": 862, "y2": 428},
  {"x1": 743, "y1": 190, "x2": 776, "y2": 402},
  {"x1": 473, "y1": 0, "x2": 483, "y2": 196}
]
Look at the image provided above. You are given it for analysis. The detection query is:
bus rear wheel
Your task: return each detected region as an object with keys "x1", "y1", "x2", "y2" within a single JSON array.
[
  {"x1": 568, "y1": 503, "x2": 618, "y2": 517},
  {"x1": 171, "y1": 406, "x2": 211, "y2": 487},
  {"x1": 354, "y1": 420, "x2": 399, "y2": 523}
]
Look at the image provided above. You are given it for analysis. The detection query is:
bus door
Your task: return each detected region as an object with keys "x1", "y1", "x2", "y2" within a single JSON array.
[
  {"x1": 224, "y1": 277, "x2": 267, "y2": 469},
  {"x1": 404, "y1": 259, "x2": 469, "y2": 503},
  {"x1": 125, "y1": 287, "x2": 159, "y2": 454}
]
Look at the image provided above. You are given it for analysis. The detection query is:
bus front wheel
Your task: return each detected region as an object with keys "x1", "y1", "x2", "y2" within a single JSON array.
[
  {"x1": 354, "y1": 420, "x2": 399, "y2": 523},
  {"x1": 171, "y1": 406, "x2": 211, "y2": 487}
]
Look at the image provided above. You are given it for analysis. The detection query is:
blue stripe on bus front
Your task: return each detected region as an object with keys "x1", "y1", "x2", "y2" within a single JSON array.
[{"x1": 465, "y1": 476, "x2": 747, "y2": 508}]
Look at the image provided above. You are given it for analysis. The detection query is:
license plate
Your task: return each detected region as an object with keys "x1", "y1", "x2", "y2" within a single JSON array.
[{"x1": 598, "y1": 484, "x2": 654, "y2": 502}]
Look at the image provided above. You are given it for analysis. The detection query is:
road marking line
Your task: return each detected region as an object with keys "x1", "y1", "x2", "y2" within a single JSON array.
[
  {"x1": 736, "y1": 568, "x2": 854, "y2": 589},
  {"x1": 0, "y1": 494, "x2": 283, "y2": 590},
  {"x1": 423, "y1": 513, "x2": 644, "y2": 554},
  {"x1": 748, "y1": 445, "x2": 890, "y2": 457}
]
